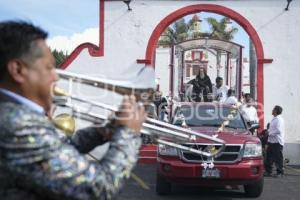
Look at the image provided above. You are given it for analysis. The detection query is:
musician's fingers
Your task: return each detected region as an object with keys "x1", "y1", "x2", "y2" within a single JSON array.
[
  {"x1": 128, "y1": 95, "x2": 136, "y2": 106},
  {"x1": 120, "y1": 95, "x2": 131, "y2": 111}
]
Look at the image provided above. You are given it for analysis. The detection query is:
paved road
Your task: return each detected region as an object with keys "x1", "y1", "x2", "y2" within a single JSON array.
[{"x1": 117, "y1": 164, "x2": 300, "y2": 200}]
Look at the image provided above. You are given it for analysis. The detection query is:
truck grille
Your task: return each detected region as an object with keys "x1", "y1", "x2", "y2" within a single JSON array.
[{"x1": 180, "y1": 144, "x2": 242, "y2": 163}]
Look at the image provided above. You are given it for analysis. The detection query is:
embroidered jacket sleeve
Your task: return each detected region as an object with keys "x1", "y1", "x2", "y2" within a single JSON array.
[
  {"x1": 0, "y1": 103, "x2": 141, "y2": 200},
  {"x1": 71, "y1": 126, "x2": 113, "y2": 154}
]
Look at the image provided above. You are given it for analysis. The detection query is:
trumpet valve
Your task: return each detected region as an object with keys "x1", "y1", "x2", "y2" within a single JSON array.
[{"x1": 53, "y1": 87, "x2": 69, "y2": 97}]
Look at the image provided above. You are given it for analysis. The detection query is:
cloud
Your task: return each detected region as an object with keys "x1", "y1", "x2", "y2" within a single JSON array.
[{"x1": 47, "y1": 27, "x2": 99, "y2": 54}]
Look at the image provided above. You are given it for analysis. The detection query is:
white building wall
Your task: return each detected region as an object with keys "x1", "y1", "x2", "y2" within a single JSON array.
[{"x1": 66, "y1": 0, "x2": 300, "y2": 164}]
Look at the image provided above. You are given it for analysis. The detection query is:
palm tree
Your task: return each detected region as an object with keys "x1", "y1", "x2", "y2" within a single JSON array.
[
  {"x1": 206, "y1": 17, "x2": 238, "y2": 41},
  {"x1": 206, "y1": 17, "x2": 238, "y2": 76},
  {"x1": 159, "y1": 16, "x2": 238, "y2": 45},
  {"x1": 158, "y1": 18, "x2": 188, "y2": 45},
  {"x1": 158, "y1": 16, "x2": 239, "y2": 86}
]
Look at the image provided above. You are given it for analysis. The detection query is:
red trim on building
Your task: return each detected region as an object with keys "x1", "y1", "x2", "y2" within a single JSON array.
[
  {"x1": 60, "y1": 0, "x2": 105, "y2": 69},
  {"x1": 136, "y1": 59, "x2": 151, "y2": 64},
  {"x1": 258, "y1": 58, "x2": 273, "y2": 64},
  {"x1": 141, "y1": 4, "x2": 269, "y2": 129},
  {"x1": 185, "y1": 60, "x2": 208, "y2": 64}
]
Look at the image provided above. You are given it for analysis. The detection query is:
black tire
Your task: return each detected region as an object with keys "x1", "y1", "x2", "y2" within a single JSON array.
[
  {"x1": 156, "y1": 174, "x2": 172, "y2": 195},
  {"x1": 244, "y1": 178, "x2": 264, "y2": 198}
]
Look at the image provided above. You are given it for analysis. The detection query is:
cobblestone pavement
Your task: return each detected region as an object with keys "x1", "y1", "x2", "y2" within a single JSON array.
[{"x1": 117, "y1": 164, "x2": 300, "y2": 200}]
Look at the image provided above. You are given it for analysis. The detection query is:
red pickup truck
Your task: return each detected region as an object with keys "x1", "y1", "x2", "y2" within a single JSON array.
[{"x1": 156, "y1": 102, "x2": 263, "y2": 197}]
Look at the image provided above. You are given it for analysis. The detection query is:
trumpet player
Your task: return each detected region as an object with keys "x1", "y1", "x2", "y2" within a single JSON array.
[{"x1": 0, "y1": 21, "x2": 146, "y2": 199}]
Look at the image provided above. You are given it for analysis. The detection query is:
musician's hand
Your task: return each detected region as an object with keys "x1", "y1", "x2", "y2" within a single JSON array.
[
  {"x1": 46, "y1": 105, "x2": 57, "y2": 120},
  {"x1": 114, "y1": 95, "x2": 147, "y2": 134}
]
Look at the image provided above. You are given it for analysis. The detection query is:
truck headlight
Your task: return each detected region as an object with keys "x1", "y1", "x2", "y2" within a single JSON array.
[
  {"x1": 243, "y1": 142, "x2": 262, "y2": 158},
  {"x1": 158, "y1": 144, "x2": 178, "y2": 156}
]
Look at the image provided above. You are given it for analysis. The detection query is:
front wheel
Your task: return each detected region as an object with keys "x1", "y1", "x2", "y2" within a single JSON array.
[
  {"x1": 244, "y1": 178, "x2": 264, "y2": 197},
  {"x1": 156, "y1": 174, "x2": 172, "y2": 195}
]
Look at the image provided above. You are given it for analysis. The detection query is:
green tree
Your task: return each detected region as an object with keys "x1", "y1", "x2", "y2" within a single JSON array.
[
  {"x1": 158, "y1": 18, "x2": 188, "y2": 45},
  {"x1": 159, "y1": 16, "x2": 238, "y2": 46},
  {"x1": 52, "y1": 49, "x2": 68, "y2": 68},
  {"x1": 206, "y1": 17, "x2": 238, "y2": 76},
  {"x1": 206, "y1": 17, "x2": 238, "y2": 41}
]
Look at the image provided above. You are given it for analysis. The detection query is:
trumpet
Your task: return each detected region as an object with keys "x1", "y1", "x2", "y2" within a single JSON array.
[{"x1": 53, "y1": 70, "x2": 226, "y2": 157}]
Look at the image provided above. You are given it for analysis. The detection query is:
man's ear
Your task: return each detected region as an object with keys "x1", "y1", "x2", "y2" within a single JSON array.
[{"x1": 6, "y1": 60, "x2": 27, "y2": 83}]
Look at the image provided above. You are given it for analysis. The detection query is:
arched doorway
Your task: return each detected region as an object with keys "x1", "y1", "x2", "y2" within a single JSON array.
[{"x1": 139, "y1": 4, "x2": 273, "y2": 129}]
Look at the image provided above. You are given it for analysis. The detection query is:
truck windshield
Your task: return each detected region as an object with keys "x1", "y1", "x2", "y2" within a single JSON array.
[{"x1": 173, "y1": 105, "x2": 246, "y2": 129}]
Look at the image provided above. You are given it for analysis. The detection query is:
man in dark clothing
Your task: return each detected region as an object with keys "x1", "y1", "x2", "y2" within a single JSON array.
[
  {"x1": 259, "y1": 123, "x2": 270, "y2": 151},
  {"x1": 259, "y1": 123, "x2": 270, "y2": 162},
  {"x1": 153, "y1": 91, "x2": 168, "y2": 121},
  {"x1": 188, "y1": 67, "x2": 212, "y2": 102}
]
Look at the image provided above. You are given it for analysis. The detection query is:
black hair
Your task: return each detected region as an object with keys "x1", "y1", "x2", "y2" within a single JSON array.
[
  {"x1": 244, "y1": 93, "x2": 251, "y2": 98},
  {"x1": 0, "y1": 21, "x2": 48, "y2": 80},
  {"x1": 273, "y1": 105, "x2": 283, "y2": 115},
  {"x1": 216, "y1": 76, "x2": 223, "y2": 82},
  {"x1": 197, "y1": 67, "x2": 207, "y2": 77},
  {"x1": 227, "y1": 89, "x2": 233, "y2": 96}
]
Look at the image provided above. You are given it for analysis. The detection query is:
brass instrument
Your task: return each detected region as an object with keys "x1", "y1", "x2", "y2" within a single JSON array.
[{"x1": 53, "y1": 70, "x2": 226, "y2": 157}]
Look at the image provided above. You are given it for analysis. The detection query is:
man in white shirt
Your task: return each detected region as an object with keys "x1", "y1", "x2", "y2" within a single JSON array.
[
  {"x1": 240, "y1": 94, "x2": 259, "y2": 133},
  {"x1": 224, "y1": 89, "x2": 238, "y2": 106},
  {"x1": 264, "y1": 105, "x2": 285, "y2": 177},
  {"x1": 212, "y1": 77, "x2": 228, "y2": 103}
]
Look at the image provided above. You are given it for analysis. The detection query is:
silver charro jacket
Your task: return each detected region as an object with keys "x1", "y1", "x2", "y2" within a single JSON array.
[{"x1": 0, "y1": 95, "x2": 141, "y2": 199}]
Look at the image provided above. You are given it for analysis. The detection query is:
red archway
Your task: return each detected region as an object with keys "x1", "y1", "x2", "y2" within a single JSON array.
[{"x1": 137, "y1": 4, "x2": 273, "y2": 129}]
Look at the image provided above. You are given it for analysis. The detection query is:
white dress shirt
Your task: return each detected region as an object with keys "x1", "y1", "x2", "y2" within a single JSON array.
[
  {"x1": 241, "y1": 105, "x2": 259, "y2": 123},
  {"x1": 268, "y1": 115, "x2": 285, "y2": 146},
  {"x1": 0, "y1": 88, "x2": 44, "y2": 114},
  {"x1": 212, "y1": 85, "x2": 228, "y2": 102},
  {"x1": 224, "y1": 96, "x2": 238, "y2": 106}
]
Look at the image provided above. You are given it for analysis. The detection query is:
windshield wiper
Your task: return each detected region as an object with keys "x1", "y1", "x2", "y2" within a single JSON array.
[
  {"x1": 224, "y1": 125, "x2": 245, "y2": 129},
  {"x1": 197, "y1": 124, "x2": 222, "y2": 127}
]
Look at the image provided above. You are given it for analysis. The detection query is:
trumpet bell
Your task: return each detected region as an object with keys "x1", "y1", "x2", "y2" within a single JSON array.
[
  {"x1": 53, "y1": 113, "x2": 76, "y2": 136},
  {"x1": 53, "y1": 70, "x2": 226, "y2": 157}
]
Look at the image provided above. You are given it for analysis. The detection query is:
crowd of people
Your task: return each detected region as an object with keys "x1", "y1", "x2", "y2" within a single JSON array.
[
  {"x1": 184, "y1": 67, "x2": 240, "y2": 105},
  {"x1": 183, "y1": 67, "x2": 285, "y2": 178}
]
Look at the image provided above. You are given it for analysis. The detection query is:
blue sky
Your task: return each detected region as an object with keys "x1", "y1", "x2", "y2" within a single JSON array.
[
  {"x1": 0, "y1": 0, "x2": 99, "y2": 38},
  {"x1": 0, "y1": 1, "x2": 249, "y2": 57}
]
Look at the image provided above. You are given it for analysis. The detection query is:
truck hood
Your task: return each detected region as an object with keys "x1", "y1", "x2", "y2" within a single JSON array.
[{"x1": 189, "y1": 126, "x2": 260, "y2": 144}]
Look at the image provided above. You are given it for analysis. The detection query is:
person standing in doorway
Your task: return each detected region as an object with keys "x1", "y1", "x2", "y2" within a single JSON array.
[
  {"x1": 264, "y1": 105, "x2": 285, "y2": 177},
  {"x1": 188, "y1": 67, "x2": 212, "y2": 102}
]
